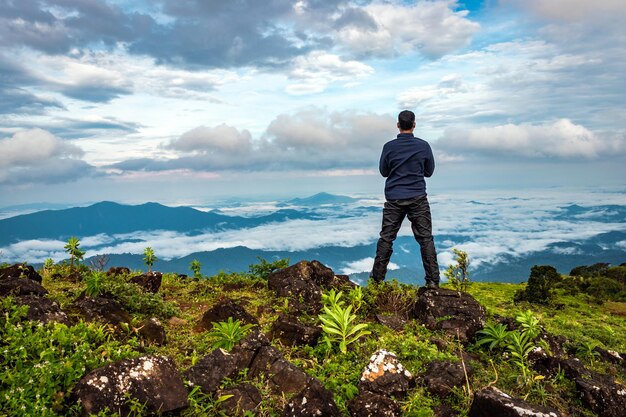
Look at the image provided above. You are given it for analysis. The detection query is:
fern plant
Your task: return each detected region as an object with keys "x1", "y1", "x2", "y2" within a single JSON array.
[
  {"x1": 84, "y1": 271, "x2": 106, "y2": 297},
  {"x1": 208, "y1": 317, "x2": 254, "y2": 351},
  {"x1": 318, "y1": 289, "x2": 370, "y2": 354},
  {"x1": 516, "y1": 310, "x2": 541, "y2": 339},
  {"x1": 476, "y1": 323, "x2": 509, "y2": 350}
]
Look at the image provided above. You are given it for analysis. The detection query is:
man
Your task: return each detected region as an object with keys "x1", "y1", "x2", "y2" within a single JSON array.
[{"x1": 370, "y1": 110, "x2": 440, "y2": 288}]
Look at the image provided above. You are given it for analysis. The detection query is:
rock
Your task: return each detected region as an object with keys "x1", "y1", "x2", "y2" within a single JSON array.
[
  {"x1": 421, "y1": 360, "x2": 472, "y2": 398},
  {"x1": 0, "y1": 263, "x2": 42, "y2": 283},
  {"x1": 249, "y1": 345, "x2": 314, "y2": 394},
  {"x1": 107, "y1": 267, "x2": 131, "y2": 276},
  {"x1": 347, "y1": 390, "x2": 402, "y2": 417},
  {"x1": 269, "y1": 313, "x2": 322, "y2": 346},
  {"x1": 594, "y1": 347, "x2": 626, "y2": 370},
  {"x1": 197, "y1": 296, "x2": 259, "y2": 331},
  {"x1": 267, "y1": 260, "x2": 341, "y2": 314},
  {"x1": 168, "y1": 316, "x2": 187, "y2": 326},
  {"x1": 230, "y1": 330, "x2": 271, "y2": 370},
  {"x1": 184, "y1": 348, "x2": 240, "y2": 394},
  {"x1": 412, "y1": 287, "x2": 486, "y2": 343},
  {"x1": 469, "y1": 387, "x2": 561, "y2": 417},
  {"x1": 73, "y1": 355, "x2": 188, "y2": 417},
  {"x1": 0, "y1": 276, "x2": 48, "y2": 297},
  {"x1": 138, "y1": 317, "x2": 166, "y2": 346},
  {"x1": 129, "y1": 271, "x2": 162, "y2": 293},
  {"x1": 375, "y1": 313, "x2": 408, "y2": 331},
  {"x1": 66, "y1": 271, "x2": 83, "y2": 283},
  {"x1": 538, "y1": 332, "x2": 567, "y2": 358},
  {"x1": 15, "y1": 295, "x2": 71, "y2": 325},
  {"x1": 69, "y1": 295, "x2": 131, "y2": 326},
  {"x1": 283, "y1": 381, "x2": 342, "y2": 417},
  {"x1": 358, "y1": 350, "x2": 414, "y2": 398},
  {"x1": 219, "y1": 383, "x2": 262, "y2": 416},
  {"x1": 532, "y1": 356, "x2": 626, "y2": 417},
  {"x1": 434, "y1": 405, "x2": 460, "y2": 417}
]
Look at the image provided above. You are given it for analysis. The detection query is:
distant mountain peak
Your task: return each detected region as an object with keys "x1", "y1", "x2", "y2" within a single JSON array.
[{"x1": 287, "y1": 192, "x2": 357, "y2": 206}]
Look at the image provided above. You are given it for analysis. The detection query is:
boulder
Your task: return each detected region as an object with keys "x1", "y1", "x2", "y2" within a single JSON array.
[
  {"x1": 0, "y1": 276, "x2": 48, "y2": 297},
  {"x1": 69, "y1": 295, "x2": 131, "y2": 326},
  {"x1": 469, "y1": 387, "x2": 561, "y2": 417},
  {"x1": 347, "y1": 390, "x2": 402, "y2": 417},
  {"x1": 532, "y1": 356, "x2": 626, "y2": 417},
  {"x1": 138, "y1": 317, "x2": 167, "y2": 346},
  {"x1": 283, "y1": 380, "x2": 342, "y2": 417},
  {"x1": 267, "y1": 260, "x2": 347, "y2": 314},
  {"x1": 197, "y1": 296, "x2": 258, "y2": 331},
  {"x1": 0, "y1": 263, "x2": 42, "y2": 283},
  {"x1": 230, "y1": 330, "x2": 271, "y2": 370},
  {"x1": 249, "y1": 345, "x2": 314, "y2": 394},
  {"x1": 434, "y1": 405, "x2": 461, "y2": 417},
  {"x1": 107, "y1": 267, "x2": 131, "y2": 277},
  {"x1": 129, "y1": 271, "x2": 162, "y2": 293},
  {"x1": 269, "y1": 313, "x2": 322, "y2": 346},
  {"x1": 358, "y1": 350, "x2": 414, "y2": 398},
  {"x1": 375, "y1": 313, "x2": 408, "y2": 331},
  {"x1": 219, "y1": 383, "x2": 262, "y2": 416},
  {"x1": 594, "y1": 347, "x2": 626, "y2": 370},
  {"x1": 412, "y1": 287, "x2": 486, "y2": 343},
  {"x1": 73, "y1": 355, "x2": 188, "y2": 417},
  {"x1": 15, "y1": 295, "x2": 71, "y2": 325},
  {"x1": 421, "y1": 360, "x2": 472, "y2": 398},
  {"x1": 184, "y1": 348, "x2": 240, "y2": 394}
]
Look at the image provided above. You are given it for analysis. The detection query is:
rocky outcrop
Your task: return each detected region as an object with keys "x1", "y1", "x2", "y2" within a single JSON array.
[
  {"x1": 107, "y1": 267, "x2": 131, "y2": 277},
  {"x1": 358, "y1": 350, "x2": 414, "y2": 398},
  {"x1": 69, "y1": 295, "x2": 131, "y2": 326},
  {"x1": 347, "y1": 390, "x2": 402, "y2": 417},
  {"x1": 73, "y1": 355, "x2": 188, "y2": 417},
  {"x1": 269, "y1": 313, "x2": 322, "y2": 346},
  {"x1": 138, "y1": 317, "x2": 167, "y2": 346},
  {"x1": 249, "y1": 345, "x2": 314, "y2": 394},
  {"x1": 421, "y1": 360, "x2": 471, "y2": 398},
  {"x1": 0, "y1": 276, "x2": 48, "y2": 297},
  {"x1": 375, "y1": 313, "x2": 408, "y2": 331},
  {"x1": 197, "y1": 296, "x2": 258, "y2": 331},
  {"x1": 267, "y1": 260, "x2": 353, "y2": 314},
  {"x1": 469, "y1": 387, "x2": 561, "y2": 417},
  {"x1": 0, "y1": 263, "x2": 42, "y2": 283},
  {"x1": 15, "y1": 295, "x2": 70, "y2": 325},
  {"x1": 185, "y1": 348, "x2": 240, "y2": 394},
  {"x1": 283, "y1": 380, "x2": 342, "y2": 417},
  {"x1": 219, "y1": 383, "x2": 262, "y2": 416},
  {"x1": 412, "y1": 287, "x2": 486, "y2": 343},
  {"x1": 129, "y1": 271, "x2": 162, "y2": 293}
]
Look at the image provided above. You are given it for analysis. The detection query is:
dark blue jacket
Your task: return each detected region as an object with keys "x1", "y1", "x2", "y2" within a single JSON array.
[{"x1": 379, "y1": 133, "x2": 435, "y2": 200}]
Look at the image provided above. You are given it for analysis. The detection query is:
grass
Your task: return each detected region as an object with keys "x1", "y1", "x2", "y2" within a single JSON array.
[{"x1": 2, "y1": 263, "x2": 625, "y2": 416}]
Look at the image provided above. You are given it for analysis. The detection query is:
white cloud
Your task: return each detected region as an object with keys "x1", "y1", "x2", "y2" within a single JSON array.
[
  {"x1": 0, "y1": 128, "x2": 83, "y2": 168},
  {"x1": 170, "y1": 124, "x2": 253, "y2": 154},
  {"x1": 287, "y1": 51, "x2": 374, "y2": 95},
  {"x1": 336, "y1": 1, "x2": 480, "y2": 59},
  {"x1": 397, "y1": 73, "x2": 467, "y2": 108},
  {"x1": 438, "y1": 119, "x2": 625, "y2": 159},
  {"x1": 506, "y1": 0, "x2": 626, "y2": 22},
  {"x1": 340, "y1": 257, "x2": 399, "y2": 275}
]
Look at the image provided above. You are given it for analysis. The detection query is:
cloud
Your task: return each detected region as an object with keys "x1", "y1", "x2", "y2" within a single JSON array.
[
  {"x1": 505, "y1": 0, "x2": 626, "y2": 22},
  {"x1": 0, "y1": 128, "x2": 97, "y2": 184},
  {"x1": 340, "y1": 257, "x2": 399, "y2": 275},
  {"x1": 397, "y1": 74, "x2": 467, "y2": 108},
  {"x1": 334, "y1": 1, "x2": 480, "y2": 59},
  {"x1": 437, "y1": 119, "x2": 625, "y2": 159},
  {"x1": 111, "y1": 107, "x2": 396, "y2": 173},
  {"x1": 286, "y1": 51, "x2": 374, "y2": 95}
]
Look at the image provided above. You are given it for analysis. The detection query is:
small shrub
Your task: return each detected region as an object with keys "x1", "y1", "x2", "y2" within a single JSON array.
[
  {"x1": 514, "y1": 265, "x2": 560, "y2": 305},
  {"x1": 143, "y1": 247, "x2": 156, "y2": 272},
  {"x1": 64, "y1": 237, "x2": 85, "y2": 271},
  {"x1": 190, "y1": 259, "x2": 202, "y2": 279},
  {"x1": 248, "y1": 257, "x2": 289, "y2": 280},
  {"x1": 444, "y1": 248, "x2": 471, "y2": 292},
  {"x1": 207, "y1": 317, "x2": 254, "y2": 351},
  {"x1": 363, "y1": 278, "x2": 417, "y2": 318},
  {"x1": 318, "y1": 289, "x2": 370, "y2": 354},
  {"x1": 101, "y1": 275, "x2": 178, "y2": 318}
]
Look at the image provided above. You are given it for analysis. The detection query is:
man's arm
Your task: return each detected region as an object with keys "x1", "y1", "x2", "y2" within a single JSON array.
[
  {"x1": 379, "y1": 145, "x2": 389, "y2": 177},
  {"x1": 424, "y1": 144, "x2": 435, "y2": 177}
]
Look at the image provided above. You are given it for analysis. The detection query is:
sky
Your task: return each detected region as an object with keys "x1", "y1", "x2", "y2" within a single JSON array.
[{"x1": 1, "y1": 0, "x2": 625, "y2": 206}]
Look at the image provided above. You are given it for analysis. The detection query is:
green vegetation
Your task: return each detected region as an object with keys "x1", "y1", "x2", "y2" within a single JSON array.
[
  {"x1": 0, "y1": 257, "x2": 624, "y2": 416},
  {"x1": 189, "y1": 259, "x2": 202, "y2": 279},
  {"x1": 207, "y1": 317, "x2": 255, "y2": 351},
  {"x1": 64, "y1": 237, "x2": 85, "y2": 271},
  {"x1": 247, "y1": 256, "x2": 290, "y2": 280},
  {"x1": 444, "y1": 248, "x2": 471, "y2": 292},
  {"x1": 142, "y1": 247, "x2": 156, "y2": 272}
]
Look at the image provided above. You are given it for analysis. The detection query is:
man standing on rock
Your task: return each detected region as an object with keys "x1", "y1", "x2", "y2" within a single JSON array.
[{"x1": 370, "y1": 110, "x2": 440, "y2": 288}]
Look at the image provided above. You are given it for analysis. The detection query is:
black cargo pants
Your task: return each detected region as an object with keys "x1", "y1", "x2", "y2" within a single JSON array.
[{"x1": 371, "y1": 194, "x2": 440, "y2": 284}]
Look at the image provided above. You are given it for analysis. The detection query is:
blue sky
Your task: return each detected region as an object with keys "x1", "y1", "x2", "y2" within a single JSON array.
[{"x1": 1, "y1": 0, "x2": 625, "y2": 205}]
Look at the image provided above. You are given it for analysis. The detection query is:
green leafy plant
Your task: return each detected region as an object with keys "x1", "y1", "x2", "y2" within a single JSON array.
[
  {"x1": 516, "y1": 309, "x2": 542, "y2": 339},
  {"x1": 514, "y1": 265, "x2": 560, "y2": 305},
  {"x1": 247, "y1": 256, "x2": 289, "y2": 279},
  {"x1": 506, "y1": 330, "x2": 535, "y2": 383},
  {"x1": 64, "y1": 236, "x2": 85, "y2": 271},
  {"x1": 318, "y1": 289, "x2": 370, "y2": 354},
  {"x1": 576, "y1": 341, "x2": 601, "y2": 365},
  {"x1": 444, "y1": 248, "x2": 471, "y2": 292},
  {"x1": 190, "y1": 259, "x2": 202, "y2": 279},
  {"x1": 208, "y1": 317, "x2": 255, "y2": 351},
  {"x1": 84, "y1": 271, "x2": 106, "y2": 297},
  {"x1": 143, "y1": 247, "x2": 156, "y2": 272},
  {"x1": 346, "y1": 285, "x2": 365, "y2": 314},
  {"x1": 476, "y1": 323, "x2": 509, "y2": 350}
]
